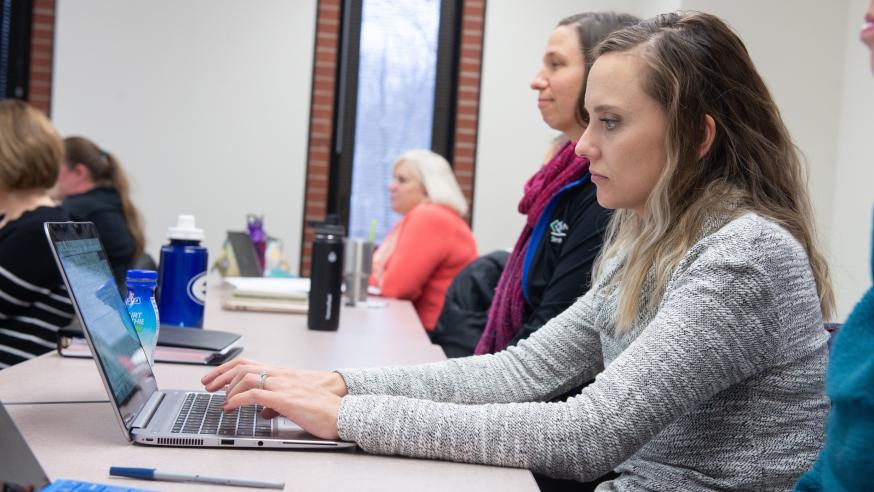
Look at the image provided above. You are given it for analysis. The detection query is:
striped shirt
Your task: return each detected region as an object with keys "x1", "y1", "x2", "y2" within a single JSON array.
[{"x1": 0, "y1": 206, "x2": 75, "y2": 369}]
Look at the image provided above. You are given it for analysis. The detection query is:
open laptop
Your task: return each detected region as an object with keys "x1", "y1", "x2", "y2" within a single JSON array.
[
  {"x1": 44, "y1": 222, "x2": 354, "y2": 450},
  {"x1": 226, "y1": 230, "x2": 263, "y2": 277},
  {"x1": 0, "y1": 400, "x2": 152, "y2": 491}
]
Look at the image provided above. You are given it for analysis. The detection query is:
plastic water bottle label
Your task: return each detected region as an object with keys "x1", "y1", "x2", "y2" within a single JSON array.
[
  {"x1": 126, "y1": 287, "x2": 159, "y2": 366},
  {"x1": 187, "y1": 272, "x2": 207, "y2": 305},
  {"x1": 150, "y1": 296, "x2": 160, "y2": 326}
]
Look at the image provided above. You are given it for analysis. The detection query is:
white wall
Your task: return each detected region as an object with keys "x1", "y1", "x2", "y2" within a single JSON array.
[
  {"x1": 475, "y1": 0, "x2": 869, "y2": 319},
  {"x1": 50, "y1": 1, "x2": 871, "y2": 318},
  {"x1": 678, "y1": 1, "x2": 846, "y2": 241},
  {"x1": 831, "y1": 0, "x2": 874, "y2": 318},
  {"x1": 52, "y1": 0, "x2": 316, "y2": 272}
]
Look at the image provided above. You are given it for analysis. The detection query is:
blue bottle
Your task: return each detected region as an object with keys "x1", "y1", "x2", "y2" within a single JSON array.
[
  {"x1": 157, "y1": 215, "x2": 208, "y2": 328},
  {"x1": 125, "y1": 269, "x2": 159, "y2": 366}
]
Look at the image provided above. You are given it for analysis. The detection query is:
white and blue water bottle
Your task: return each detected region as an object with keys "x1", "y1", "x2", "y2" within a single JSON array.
[
  {"x1": 157, "y1": 214, "x2": 208, "y2": 328},
  {"x1": 125, "y1": 269, "x2": 159, "y2": 366}
]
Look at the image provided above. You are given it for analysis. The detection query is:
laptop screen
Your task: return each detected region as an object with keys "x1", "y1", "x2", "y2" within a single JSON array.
[
  {"x1": 0, "y1": 401, "x2": 51, "y2": 490},
  {"x1": 45, "y1": 222, "x2": 157, "y2": 428},
  {"x1": 226, "y1": 231, "x2": 262, "y2": 277}
]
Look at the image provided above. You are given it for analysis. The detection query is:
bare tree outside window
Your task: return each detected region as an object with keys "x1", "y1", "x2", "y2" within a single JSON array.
[{"x1": 347, "y1": 0, "x2": 440, "y2": 242}]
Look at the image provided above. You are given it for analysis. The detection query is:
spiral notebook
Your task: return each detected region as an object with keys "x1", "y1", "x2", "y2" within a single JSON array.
[{"x1": 58, "y1": 322, "x2": 243, "y2": 365}]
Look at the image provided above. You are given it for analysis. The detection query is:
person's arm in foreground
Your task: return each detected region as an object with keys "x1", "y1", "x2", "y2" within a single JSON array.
[
  {"x1": 334, "y1": 238, "x2": 788, "y2": 480},
  {"x1": 202, "y1": 285, "x2": 606, "y2": 412},
  {"x1": 211, "y1": 229, "x2": 794, "y2": 482}
]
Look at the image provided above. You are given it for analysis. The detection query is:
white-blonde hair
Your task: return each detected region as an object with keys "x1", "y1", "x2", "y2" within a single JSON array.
[{"x1": 395, "y1": 149, "x2": 469, "y2": 217}]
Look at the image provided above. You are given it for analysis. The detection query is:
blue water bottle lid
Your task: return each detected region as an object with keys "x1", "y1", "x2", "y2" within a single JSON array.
[{"x1": 126, "y1": 269, "x2": 158, "y2": 285}]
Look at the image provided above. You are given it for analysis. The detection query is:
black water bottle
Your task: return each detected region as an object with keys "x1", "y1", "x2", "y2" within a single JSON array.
[{"x1": 308, "y1": 218, "x2": 345, "y2": 331}]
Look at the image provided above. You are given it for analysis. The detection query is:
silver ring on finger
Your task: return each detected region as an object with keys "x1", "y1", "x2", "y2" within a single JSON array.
[{"x1": 258, "y1": 370, "x2": 269, "y2": 390}]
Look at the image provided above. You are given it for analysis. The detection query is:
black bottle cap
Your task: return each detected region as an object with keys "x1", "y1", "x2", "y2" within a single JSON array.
[{"x1": 309, "y1": 215, "x2": 345, "y2": 237}]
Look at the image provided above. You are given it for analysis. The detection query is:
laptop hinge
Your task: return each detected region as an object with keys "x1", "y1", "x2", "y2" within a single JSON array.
[{"x1": 131, "y1": 391, "x2": 165, "y2": 430}]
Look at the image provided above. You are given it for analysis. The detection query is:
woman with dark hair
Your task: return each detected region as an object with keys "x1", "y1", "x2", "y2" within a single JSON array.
[
  {"x1": 55, "y1": 136, "x2": 145, "y2": 287},
  {"x1": 0, "y1": 100, "x2": 75, "y2": 369},
  {"x1": 463, "y1": 12, "x2": 638, "y2": 355},
  {"x1": 433, "y1": 12, "x2": 638, "y2": 364},
  {"x1": 204, "y1": 12, "x2": 832, "y2": 490}
]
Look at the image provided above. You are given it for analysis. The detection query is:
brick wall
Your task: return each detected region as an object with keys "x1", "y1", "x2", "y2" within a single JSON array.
[
  {"x1": 300, "y1": 0, "x2": 486, "y2": 276},
  {"x1": 28, "y1": 0, "x2": 55, "y2": 115},
  {"x1": 300, "y1": 0, "x2": 342, "y2": 277},
  {"x1": 452, "y1": 0, "x2": 485, "y2": 220}
]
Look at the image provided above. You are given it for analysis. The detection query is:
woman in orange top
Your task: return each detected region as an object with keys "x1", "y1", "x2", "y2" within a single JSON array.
[{"x1": 371, "y1": 150, "x2": 477, "y2": 331}]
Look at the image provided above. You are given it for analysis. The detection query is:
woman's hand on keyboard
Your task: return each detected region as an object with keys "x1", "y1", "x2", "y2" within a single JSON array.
[
  {"x1": 220, "y1": 369, "x2": 343, "y2": 440},
  {"x1": 201, "y1": 357, "x2": 348, "y2": 397}
]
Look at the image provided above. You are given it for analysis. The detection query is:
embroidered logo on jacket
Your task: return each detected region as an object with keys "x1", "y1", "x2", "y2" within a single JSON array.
[{"x1": 549, "y1": 220, "x2": 568, "y2": 244}]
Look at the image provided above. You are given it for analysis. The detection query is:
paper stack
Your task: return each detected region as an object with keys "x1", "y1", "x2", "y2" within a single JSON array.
[{"x1": 222, "y1": 277, "x2": 310, "y2": 314}]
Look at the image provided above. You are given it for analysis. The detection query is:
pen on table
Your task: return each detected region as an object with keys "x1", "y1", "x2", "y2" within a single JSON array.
[{"x1": 110, "y1": 466, "x2": 285, "y2": 489}]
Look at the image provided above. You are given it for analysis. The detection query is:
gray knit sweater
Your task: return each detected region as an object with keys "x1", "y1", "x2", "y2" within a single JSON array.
[{"x1": 336, "y1": 213, "x2": 828, "y2": 491}]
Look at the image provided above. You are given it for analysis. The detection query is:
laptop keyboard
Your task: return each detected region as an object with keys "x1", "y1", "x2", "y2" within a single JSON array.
[
  {"x1": 45, "y1": 479, "x2": 152, "y2": 491},
  {"x1": 171, "y1": 393, "x2": 273, "y2": 437}
]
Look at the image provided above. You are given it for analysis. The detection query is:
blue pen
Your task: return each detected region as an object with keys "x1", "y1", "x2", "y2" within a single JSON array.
[{"x1": 110, "y1": 466, "x2": 285, "y2": 489}]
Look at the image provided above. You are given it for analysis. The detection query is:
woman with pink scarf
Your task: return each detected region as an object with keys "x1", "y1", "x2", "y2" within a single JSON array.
[{"x1": 474, "y1": 12, "x2": 637, "y2": 355}]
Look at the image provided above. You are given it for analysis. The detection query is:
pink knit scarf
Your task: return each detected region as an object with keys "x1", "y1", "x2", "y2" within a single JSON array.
[{"x1": 474, "y1": 141, "x2": 589, "y2": 354}]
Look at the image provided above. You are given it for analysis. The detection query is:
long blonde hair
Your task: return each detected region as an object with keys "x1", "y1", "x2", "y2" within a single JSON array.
[{"x1": 593, "y1": 12, "x2": 834, "y2": 329}]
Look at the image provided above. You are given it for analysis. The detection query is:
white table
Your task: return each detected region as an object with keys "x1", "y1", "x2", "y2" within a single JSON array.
[{"x1": 0, "y1": 284, "x2": 538, "y2": 491}]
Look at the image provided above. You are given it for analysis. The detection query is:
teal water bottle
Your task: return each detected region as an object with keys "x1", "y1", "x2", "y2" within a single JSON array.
[{"x1": 126, "y1": 269, "x2": 160, "y2": 366}]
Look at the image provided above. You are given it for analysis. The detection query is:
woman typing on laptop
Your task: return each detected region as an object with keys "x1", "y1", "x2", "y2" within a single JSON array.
[{"x1": 203, "y1": 12, "x2": 832, "y2": 490}]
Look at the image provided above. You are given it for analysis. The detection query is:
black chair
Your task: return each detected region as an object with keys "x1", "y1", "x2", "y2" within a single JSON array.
[
  {"x1": 131, "y1": 253, "x2": 157, "y2": 271},
  {"x1": 430, "y1": 250, "x2": 509, "y2": 358}
]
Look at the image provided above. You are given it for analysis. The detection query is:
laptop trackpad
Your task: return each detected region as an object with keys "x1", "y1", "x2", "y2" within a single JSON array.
[
  {"x1": 274, "y1": 417, "x2": 322, "y2": 440},
  {"x1": 276, "y1": 417, "x2": 303, "y2": 432}
]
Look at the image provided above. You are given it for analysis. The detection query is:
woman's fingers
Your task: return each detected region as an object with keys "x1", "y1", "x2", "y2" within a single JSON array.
[
  {"x1": 201, "y1": 357, "x2": 252, "y2": 383},
  {"x1": 225, "y1": 369, "x2": 291, "y2": 400},
  {"x1": 225, "y1": 371, "x2": 261, "y2": 400},
  {"x1": 226, "y1": 364, "x2": 261, "y2": 392},
  {"x1": 203, "y1": 360, "x2": 345, "y2": 441},
  {"x1": 201, "y1": 357, "x2": 257, "y2": 390},
  {"x1": 261, "y1": 407, "x2": 279, "y2": 419},
  {"x1": 223, "y1": 384, "x2": 342, "y2": 440},
  {"x1": 219, "y1": 363, "x2": 272, "y2": 394},
  {"x1": 203, "y1": 360, "x2": 345, "y2": 397}
]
